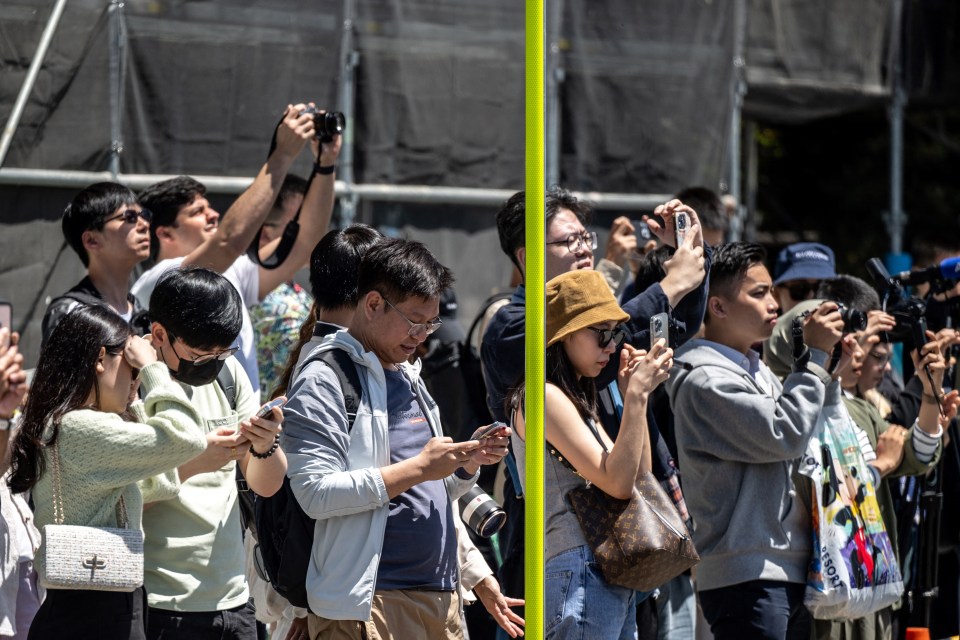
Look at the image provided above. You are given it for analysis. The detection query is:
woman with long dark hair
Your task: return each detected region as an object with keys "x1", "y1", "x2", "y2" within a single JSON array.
[
  {"x1": 8, "y1": 305, "x2": 206, "y2": 639},
  {"x1": 515, "y1": 269, "x2": 672, "y2": 640}
]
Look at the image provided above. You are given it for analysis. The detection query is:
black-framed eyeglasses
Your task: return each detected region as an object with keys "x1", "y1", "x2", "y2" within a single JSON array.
[
  {"x1": 586, "y1": 326, "x2": 627, "y2": 349},
  {"x1": 546, "y1": 231, "x2": 598, "y2": 254},
  {"x1": 103, "y1": 208, "x2": 153, "y2": 226},
  {"x1": 382, "y1": 296, "x2": 443, "y2": 340},
  {"x1": 784, "y1": 281, "x2": 819, "y2": 301},
  {"x1": 168, "y1": 332, "x2": 239, "y2": 365}
]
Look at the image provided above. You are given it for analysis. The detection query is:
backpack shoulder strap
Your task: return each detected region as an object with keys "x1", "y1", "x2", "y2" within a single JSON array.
[
  {"x1": 466, "y1": 291, "x2": 513, "y2": 346},
  {"x1": 216, "y1": 364, "x2": 238, "y2": 412},
  {"x1": 311, "y1": 348, "x2": 362, "y2": 432}
]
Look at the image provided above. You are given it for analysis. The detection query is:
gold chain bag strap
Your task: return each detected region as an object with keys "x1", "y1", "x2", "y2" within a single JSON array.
[
  {"x1": 39, "y1": 442, "x2": 144, "y2": 592},
  {"x1": 548, "y1": 419, "x2": 699, "y2": 592}
]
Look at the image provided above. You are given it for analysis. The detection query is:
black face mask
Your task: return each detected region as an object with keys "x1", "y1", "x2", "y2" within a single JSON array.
[{"x1": 164, "y1": 347, "x2": 226, "y2": 387}]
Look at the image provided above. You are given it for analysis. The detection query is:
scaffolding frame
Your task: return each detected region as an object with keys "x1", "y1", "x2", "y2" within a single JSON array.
[
  {"x1": 0, "y1": 0, "x2": 725, "y2": 218},
  {"x1": 0, "y1": 0, "x2": 908, "y2": 242}
]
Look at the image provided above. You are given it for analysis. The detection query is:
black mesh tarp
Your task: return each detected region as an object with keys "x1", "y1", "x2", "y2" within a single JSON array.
[
  {"x1": 744, "y1": 0, "x2": 896, "y2": 123},
  {"x1": 0, "y1": 0, "x2": 921, "y2": 367},
  {"x1": 559, "y1": 0, "x2": 737, "y2": 194}
]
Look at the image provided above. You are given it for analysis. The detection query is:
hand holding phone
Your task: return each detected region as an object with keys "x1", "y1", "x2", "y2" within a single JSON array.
[
  {"x1": 256, "y1": 397, "x2": 287, "y2": 419},
  {"x1": 471, "y1": 421, "x2": 509, "y2": 441}
]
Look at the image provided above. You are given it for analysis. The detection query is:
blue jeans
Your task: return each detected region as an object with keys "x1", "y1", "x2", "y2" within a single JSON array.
[{"x1": 545, "y1": 545, "x2": 639, "y2": 640}]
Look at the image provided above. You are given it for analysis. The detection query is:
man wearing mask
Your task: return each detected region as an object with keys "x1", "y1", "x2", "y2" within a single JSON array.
[{"x1": 139, "y1": 267, "x2": 287, "y2": 640}]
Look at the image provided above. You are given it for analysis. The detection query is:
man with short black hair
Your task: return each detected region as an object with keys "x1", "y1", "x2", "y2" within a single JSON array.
[
  {"x1": 42, "y1": 182, "x2": 153, "y2": 346},
  {"x1": 667, "y1": 241, "x2": 844, "y2": 640},
  {"x1": 282, "y1": 238, "x2": 509, "y2": 639},
  {"x1": 141, "y1": 267, "x2": 287, "y2": 640}
]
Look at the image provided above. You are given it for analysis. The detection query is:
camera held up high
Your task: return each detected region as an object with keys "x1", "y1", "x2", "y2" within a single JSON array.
[
  {"x1": 300, "y1": 107, "x2": 345, "y2": 143},
  {"x1": 865, "y1": 257, "x2": 929, "y2": 349}
]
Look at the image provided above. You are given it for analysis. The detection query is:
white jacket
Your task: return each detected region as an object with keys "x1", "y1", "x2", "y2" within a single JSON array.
[{"x1": 281, "y1": 330, "x2": 477, "y2": 620}]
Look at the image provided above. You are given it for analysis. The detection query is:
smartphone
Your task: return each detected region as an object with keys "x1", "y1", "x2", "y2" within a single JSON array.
[
  {"x1": 675, "y1": 212, "x2": 689, "y2": 246},
  {"x1": 650, "y1": 312, "x2": 669, "y2": 350},
  {"x1": 632, "y1": 219, "x2": 653, "y2": 242},
  {"x1": 0, "y1": 300, "x2": 11, "y2": 332},
  {"x1": 255, "y1": 397, "x2": 286, "y2": 419},
  {"x1": 471, "y1": 421, "x2": 509, "y2": 441}
]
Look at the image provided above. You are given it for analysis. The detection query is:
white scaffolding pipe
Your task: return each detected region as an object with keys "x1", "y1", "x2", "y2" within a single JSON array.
[
  {"x1": 0, "y1": 167, "x2": 672, "y2": 210},
  {"x1": 0, "y1": 0, "x2": 69, "y2": 168}
]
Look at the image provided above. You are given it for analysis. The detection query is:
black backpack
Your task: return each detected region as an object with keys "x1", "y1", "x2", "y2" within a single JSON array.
[
  {"x1": 461, "y1": 291, "x2": 512, "y2": 423},
  {"x1": 251, "y1": 347, "x2": 362, "y2": 611}
]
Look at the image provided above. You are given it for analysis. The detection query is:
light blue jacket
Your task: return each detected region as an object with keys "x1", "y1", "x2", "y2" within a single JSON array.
[{"x1": 281, "y1": 330, "x2": 477, "y2": 620}]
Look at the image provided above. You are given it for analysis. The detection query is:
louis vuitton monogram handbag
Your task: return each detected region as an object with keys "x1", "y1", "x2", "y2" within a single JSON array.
[
  {"x1": 550, "y1": 420, "x2": 699, "y2": 592},
  {"x1": 39, "y1": 443, "x2": 144, "y2": 592}
]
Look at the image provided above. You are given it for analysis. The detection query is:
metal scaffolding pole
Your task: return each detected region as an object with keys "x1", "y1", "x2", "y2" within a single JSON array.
[
  {"x1": 107, "y1": 0, "x2": 127, "y2": 178},
  {"x1": 0, "y1": 166, "x2": 671, "y2": 210},
  {"x1": 545, "y1": 0, "x2": 563, "y2": 187},
  {"x1": 0, "y1": 0, "x2": 69, "y2": 169},
  {"x1": 727, "y1": 0, "x2": 748, "y2": 241},
  {"x1": 337, "y1": 0, "x2": 360, "y2": 227}
]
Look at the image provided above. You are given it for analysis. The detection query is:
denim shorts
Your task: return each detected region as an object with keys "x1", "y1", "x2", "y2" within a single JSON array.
[{"x1": 545, "y1": 545, "x2": 640, "y2": 640}]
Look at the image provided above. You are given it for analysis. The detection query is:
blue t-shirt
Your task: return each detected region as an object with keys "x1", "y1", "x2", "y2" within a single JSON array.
[{"x1": 375, "y1": 368, "x2": 458, "y2": 591}]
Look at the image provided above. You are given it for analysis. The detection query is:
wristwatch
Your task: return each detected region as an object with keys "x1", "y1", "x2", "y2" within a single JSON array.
[{"x1": 0, "y1": 416, "x2": 12, "y2": 432}]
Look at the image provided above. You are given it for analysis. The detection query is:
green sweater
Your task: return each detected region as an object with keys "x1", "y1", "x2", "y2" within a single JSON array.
[
  {"x1": 32, "y1": 362, "x2": 207, "y2": 580},
  {"x1": 140, "y1": 356, "x2": 260, "y2": 612}
]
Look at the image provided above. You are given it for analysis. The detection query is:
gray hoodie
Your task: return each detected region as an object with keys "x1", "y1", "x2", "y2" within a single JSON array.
[{"x1": 666, "y1": 338, "x2": 832, "y2": 591}]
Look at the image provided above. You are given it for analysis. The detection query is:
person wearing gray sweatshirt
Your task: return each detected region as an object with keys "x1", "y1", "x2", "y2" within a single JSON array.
[{"x1": 666, "y1": 242, "x2": 843, "y2": 640}]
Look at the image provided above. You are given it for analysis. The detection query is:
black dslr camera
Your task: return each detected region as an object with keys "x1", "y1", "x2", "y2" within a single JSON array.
[
  {"x1": 838, "y1": 304, "x2": 867, "y2": 334},
  {"x1": 865, "y1": 257, "x2": 929, "y2": 349},
  {"x1": 300, "y1": 107, "x2": 345, "y2": 143}
]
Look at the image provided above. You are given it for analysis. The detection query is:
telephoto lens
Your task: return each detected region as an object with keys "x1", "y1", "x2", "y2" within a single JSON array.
[{"x1": 459, "y1": 485, "x2": 507, "y2": 538}]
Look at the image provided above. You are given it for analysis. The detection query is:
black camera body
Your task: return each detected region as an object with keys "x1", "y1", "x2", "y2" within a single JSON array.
[
  {"x1": 837, "y1": 303, "x2": 867, "y2": 334},
  {"x1": 300, "y1": 107, "x2": 345, "y2": 143},
  {"x1": 865, "y1": 258, "x2": 929, "y2": 348}
]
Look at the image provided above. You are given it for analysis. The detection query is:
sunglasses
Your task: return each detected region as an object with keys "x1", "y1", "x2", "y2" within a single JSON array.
[
  {"x1": 103, "y1": 208, "x2": 153, "y2": 226},
  {"x1": 784, "y1": 281, "x2": 819, "y2": 301},
  {"x1": 586, "y1": 326, "x2": 627, "y2": 349}
]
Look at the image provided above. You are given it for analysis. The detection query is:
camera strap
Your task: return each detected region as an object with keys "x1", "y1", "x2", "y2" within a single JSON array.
[{"x1": 246, "y1": 111, "x2": 308, "y2": 270}]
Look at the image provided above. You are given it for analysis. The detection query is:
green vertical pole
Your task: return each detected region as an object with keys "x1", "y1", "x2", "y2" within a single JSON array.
[{"x1": 525, "y1": 1, "x2": 545, "y2": 638}]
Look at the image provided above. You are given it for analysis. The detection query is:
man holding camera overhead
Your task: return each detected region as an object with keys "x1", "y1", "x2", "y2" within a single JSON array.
[{"x1": 132, "y1": 103, "x2": 341, "y2": 396}]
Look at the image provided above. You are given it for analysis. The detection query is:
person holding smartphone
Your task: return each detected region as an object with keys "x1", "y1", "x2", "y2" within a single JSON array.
[
  {"x1": 138, "y1": 267, "x2": 287, "y2": 640},
  {"x1": 531, "y1": 268, "x2": 671, "y2": 639},
  {"x1": 8, "y1": 305, "x2": 207, "y2": 639}
]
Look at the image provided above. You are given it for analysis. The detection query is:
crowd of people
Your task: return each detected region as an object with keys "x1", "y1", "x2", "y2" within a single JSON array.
[{"x1": 0, "y1": 101, "x2": 959, "y2": 640}]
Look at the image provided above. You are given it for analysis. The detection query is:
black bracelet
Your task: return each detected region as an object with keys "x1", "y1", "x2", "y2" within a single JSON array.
[
  {"x1": 313, "y1": 163, "x2": 336, "y2": 175},
  {"x1": 250, "y1": 434, "x2": 280, "y2": 459}
]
